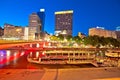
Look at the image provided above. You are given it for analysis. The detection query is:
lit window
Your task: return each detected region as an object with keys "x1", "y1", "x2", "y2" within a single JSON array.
[{"x1": 31, "y1": 20, "x2": 37, "y2": 22}]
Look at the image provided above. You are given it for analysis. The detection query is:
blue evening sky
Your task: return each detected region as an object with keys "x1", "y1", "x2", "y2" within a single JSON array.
[{"x1": 0, "y1": 0, "x2": 120, "y2": 36}]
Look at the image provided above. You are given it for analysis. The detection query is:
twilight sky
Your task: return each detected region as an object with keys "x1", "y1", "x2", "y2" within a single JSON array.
[{"x1": 0, "y1": 0, "x2": 120, "y2": 36}]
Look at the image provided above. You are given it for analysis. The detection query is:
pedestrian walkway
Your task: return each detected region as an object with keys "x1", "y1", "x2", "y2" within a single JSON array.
[
  {"x1": 0, "y1": 69, "x2": 45, "y2": 80},
  {"x1": 41, "y1": 69, "x2": 57, "y2": 80}
]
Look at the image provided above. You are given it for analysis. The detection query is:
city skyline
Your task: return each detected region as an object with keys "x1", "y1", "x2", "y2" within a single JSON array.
[{"x1": 0, "y1": 0, "x2": 120, "y2": 36}]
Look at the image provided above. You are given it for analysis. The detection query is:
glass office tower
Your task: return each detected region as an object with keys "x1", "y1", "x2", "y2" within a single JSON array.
[{"x1": 37, "y1": 9, "x2": 45, "y2": 32}]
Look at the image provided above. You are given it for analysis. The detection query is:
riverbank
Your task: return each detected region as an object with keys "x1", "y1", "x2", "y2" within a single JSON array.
[
  {"x1": 0, "y1": 67, "x2": 120, "y2": 80},
  {"x1": 0, "y1": 69, "x2": 45, "y2": 80},
  {"x1": 56, "y1": 67, "x2": 120, "y2": 80}
]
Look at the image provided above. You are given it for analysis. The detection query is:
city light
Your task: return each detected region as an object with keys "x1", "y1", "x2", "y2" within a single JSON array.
[
  {"x1": 40, "y1": 9, "x2": 45, "y2": 12},
  {"x1": 0, "y1": 1, "x2": 120, "y2": 80}
]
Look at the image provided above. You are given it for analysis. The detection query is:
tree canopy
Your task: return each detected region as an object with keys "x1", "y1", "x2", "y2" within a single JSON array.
[{"x1": 50, "y1": 35, "x2": 120, "y2": 48}]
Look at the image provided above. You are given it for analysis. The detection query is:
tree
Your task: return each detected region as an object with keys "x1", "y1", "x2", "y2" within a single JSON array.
[
  {"x1": 73, "y1": 36, "x2": 81, "y2": 44},
  {"x1": 57, "y1": 34, "x2": 64, "y2": 41},
  {"x1": 66, "y1": 35, "x2": 73, "y2": 41},
  {"x1": 50, "y1": 35, "x2": 58, "y2": 41}
]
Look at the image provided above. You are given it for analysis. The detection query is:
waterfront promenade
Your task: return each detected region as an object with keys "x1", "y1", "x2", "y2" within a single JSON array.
[
  {"x1": 0, "y1": 41, "x2": 120, "y2": 80},
  {"x1": 0, "y1": 67, "x2": 120, "y2": 80}
]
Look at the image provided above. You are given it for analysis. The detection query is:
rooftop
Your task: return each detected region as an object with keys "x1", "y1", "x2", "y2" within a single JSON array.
[{"x1": 55, "y1": 10, "x2": 73, "y2": 15}]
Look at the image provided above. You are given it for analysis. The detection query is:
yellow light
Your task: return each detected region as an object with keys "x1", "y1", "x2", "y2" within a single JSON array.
[
  {"x1": 55, "y1": 10, "x2": 73, "y2": 14},
  {"x1": 16, "y1": 29, "x2": 21, "y2": 32}
]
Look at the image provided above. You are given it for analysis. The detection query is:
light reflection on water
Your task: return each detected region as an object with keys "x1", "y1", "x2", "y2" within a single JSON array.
[
  {"x1": 0, "y1": 49, "x2": 45, "y2": 69},
  {"x1": 0, "y1": 49, "x2": 96, "y2": 69},
  {"x1": 0, "y1": 50, "x2": 24, "y2": 68}
]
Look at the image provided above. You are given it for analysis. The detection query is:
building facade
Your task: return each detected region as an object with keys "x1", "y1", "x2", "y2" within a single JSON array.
[
  {"x1": 37, "y1": 9, "x2": 45, "y2": 32},
  {"x1": 3, "y1": 23, "x2": 24, "y2": 39},
  {"x1": 29, "y1": 12, "x2": 42, "y2": 40},
  {"x1": 115, "y1": 26, "x2": 120, "y2": 39},
  {"x1": 116, "y1": 26, "x2": 120, "y2": 31},
  {"x1": 55, "y1": 10, "x2": 73, "y2": 36},
  {"x1": 0, "y1": 27, "x2": 4, "y2": 37},
  {"x1": 89, "y1": 27, "x2": 117, "y2": 39},
  {"x1": 115, "y1": 31, "x2": 120, "y2": 39},
  {"x1": 23, "y1": 27, "x2": 29, "y2": 40}
]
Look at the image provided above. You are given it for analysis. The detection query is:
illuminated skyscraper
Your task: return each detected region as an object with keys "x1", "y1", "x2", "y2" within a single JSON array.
[
  {"x1": 29, "y1": 9, "x2": 45, "y2": 40},
  {"x1": 37, "y1": 9, "x2": 45, "y2": 32},
  {"x1": 55, "y1": 10, "x2": 73, "y2": 36}
]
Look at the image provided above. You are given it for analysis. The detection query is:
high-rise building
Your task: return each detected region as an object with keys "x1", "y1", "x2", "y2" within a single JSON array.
[
  {"x1": 29, "y1": 12, "x2": 42, "y2": 40},
  {"x1": 29, "y1": 12, "x2": 42, "y2": 32},
  {"x1": 116, "y1": 26, "x2": 120, "y2": 31},
  {"x1": 55, "y1": 10, "x2": 73, "y2": 36},
  {"x1": 29, "y1": 9, "x2": 46, "y2": 40},
  {"x1": 89, "y1": 27, "x2": 117, "y2": 39},
  {"x1": 37, "y1": 9, "x2": 45, "y2": 32}
]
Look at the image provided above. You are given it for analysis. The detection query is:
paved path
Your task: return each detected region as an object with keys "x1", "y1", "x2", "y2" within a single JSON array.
[
  {"x1": 0, "y1": 69, "x2": 45, "y2": 80},
  {"x1": 41, "y1": 69, "x2": 58, "y2": 80},
  {"x1": 57, "y1": 67, "x2": 120, "y2": 80},
  {"x1": 0, "y1": 67, "x2": 120, "y2": 80}
]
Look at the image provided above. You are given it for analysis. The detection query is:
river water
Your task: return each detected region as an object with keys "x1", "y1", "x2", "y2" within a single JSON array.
[{"x1": 0, "y1": 49, "x2": 95, "y2": 69}]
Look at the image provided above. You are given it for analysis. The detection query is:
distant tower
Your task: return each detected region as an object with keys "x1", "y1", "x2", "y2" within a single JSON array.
[
  {"x1": 116, "y1": 26, "x2": 120, "y2": 31},
  {"x1": 37, "y1": 9, "x2": 45, "y2": 32},
  {"x1": 55, "y1": 10, "x2": 73, "y2": 36}
]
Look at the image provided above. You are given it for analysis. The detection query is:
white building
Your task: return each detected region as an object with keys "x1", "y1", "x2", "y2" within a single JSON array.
[{"x1": 23, "y1": 27, "x2": 29, "y2": 40}]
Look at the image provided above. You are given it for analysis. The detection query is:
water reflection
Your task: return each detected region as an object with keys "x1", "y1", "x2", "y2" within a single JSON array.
[
  {"x1": 0, "y1": 49, "x2": 46, "y2": 69},
  {"x1": 0, "y1": 50, "x2": 25, "y2": 68},
  {"x1": 0, "y1": 50, "x2": 8, "y2": 67},
  {"x1": 0, "y1": 49, "x2": 96, "y2": 69}
]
